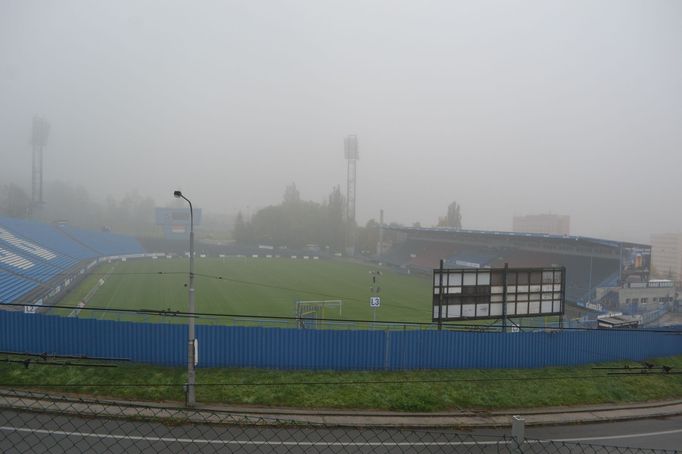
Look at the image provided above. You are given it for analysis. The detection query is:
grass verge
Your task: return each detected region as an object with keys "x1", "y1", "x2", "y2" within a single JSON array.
[{"x1": 1, "y1": 356, "x2": 682, "y2": 412}]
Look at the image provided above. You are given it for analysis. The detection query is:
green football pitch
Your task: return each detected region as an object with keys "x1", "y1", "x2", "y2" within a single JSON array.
[{"x1": 51, "y1": 257, "x2": 433, "y2": 324}]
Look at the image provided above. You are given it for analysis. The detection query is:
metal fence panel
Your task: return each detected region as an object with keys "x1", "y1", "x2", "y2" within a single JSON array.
[
  {"x1": 387, "y1": 329, "x2": 682, "y2": 370},
  {"x1": 198, "y1": 325, "x2": 385, "y2": 369},
  {"x1": 0, "y1": 311, "x2": 186, "y2": 366},
  {"x1": 1, "y1": 311, "x2": 682, "y2": 370}
]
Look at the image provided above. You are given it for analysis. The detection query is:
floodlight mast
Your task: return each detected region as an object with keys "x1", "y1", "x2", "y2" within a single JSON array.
[
  {"x1": 344, "y1": 135, "x2": 359, "y2": 255},
  {"x1": 31, "y1": 116, "x2": 50, "y2": 213},
  {"x1": 174, "y1": 190, "x2": 196, "y2": 407}
]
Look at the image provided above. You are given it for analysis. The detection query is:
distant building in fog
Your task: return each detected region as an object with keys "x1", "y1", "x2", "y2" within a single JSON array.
[
  {"x1": 595, "y1": 279, "x2": 675, "y2": 313},
  {"x1": 651, "y1": 233, "x2": 682, "y2": 281},
  {"x1": 512, "y1": 214, "x2": 570, "y2": 235}
]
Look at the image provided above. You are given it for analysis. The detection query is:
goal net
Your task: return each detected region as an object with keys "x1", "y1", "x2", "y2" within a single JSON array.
[{"x1": 294, "y1": 300, "x2": 343, "y2": 329}]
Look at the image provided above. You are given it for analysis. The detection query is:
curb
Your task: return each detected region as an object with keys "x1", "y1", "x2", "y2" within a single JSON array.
[
  {"x1": 2, "y1": 389, "x2": 682, "y2": 428},
  {"x1": 212, "y1": 401, "x2": 682, "y2": 428}
]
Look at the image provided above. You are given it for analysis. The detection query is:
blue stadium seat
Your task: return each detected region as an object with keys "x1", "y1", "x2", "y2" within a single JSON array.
[
  {"x1": 0, "y1": 217, "x2": 97, "y2": 259},
  {"x1": 57, "y1": 225, "x2": 144, "y2": 256},
  {"x1": 0, "y1": 271, "x2": 38, "y2": 304},
  {"x1": 0, "y1": 216, "x2": 144, "y2": 305}
]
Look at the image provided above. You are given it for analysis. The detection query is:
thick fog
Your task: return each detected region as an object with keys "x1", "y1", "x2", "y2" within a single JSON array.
[{"x1": 1, "y1": 0, "x2": 681, "y2": 243}]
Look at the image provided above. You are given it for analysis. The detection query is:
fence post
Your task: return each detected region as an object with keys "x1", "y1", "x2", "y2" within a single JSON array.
[
  {"x1": 511, "y1": 415, "x2": 525, "y2": 451},
  {"x1": 383, "y1": 330, "x2": 391, "y2": 370}
]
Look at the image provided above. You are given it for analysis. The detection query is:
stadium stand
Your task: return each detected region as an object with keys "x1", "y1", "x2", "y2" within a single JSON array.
[
  {"x1": 58, "y1": 224, "x2": 143, "y2": 257},
  {"x1": 384, "y1": 240, "x2": 505, "y2": 272},
  {"x1": 444, "y1": 249, "x2": 499, "y2": 268},
  {"x1": 0, "y1": 216, "x2": 143, "y2": 306},
  {"x1": 0, "y1": 272, "x2": 37, "y2": 305},
  {"x1": 138, "y1": 237, "x2": 331, "y2": 259},
  {"x1": 384, "y1": 227, "x2": 646, "y2": 305},
  {"x1": 0, "y1": 217, "x2": 96, "y2": 259}
]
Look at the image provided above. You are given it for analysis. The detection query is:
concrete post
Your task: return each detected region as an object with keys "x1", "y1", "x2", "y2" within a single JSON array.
[{"x1": 512, "y1": 415, "x2": 525, "y2": 448}]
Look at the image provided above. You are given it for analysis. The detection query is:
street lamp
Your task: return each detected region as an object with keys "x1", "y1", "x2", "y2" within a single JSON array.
[{"x1": 174, "y1": 190, "x2": 196, "y2": 407}]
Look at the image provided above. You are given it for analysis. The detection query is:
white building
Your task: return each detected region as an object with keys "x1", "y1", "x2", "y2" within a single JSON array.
[{"x1": 596, "y1": 280, "x2": 675, "y2": 312}]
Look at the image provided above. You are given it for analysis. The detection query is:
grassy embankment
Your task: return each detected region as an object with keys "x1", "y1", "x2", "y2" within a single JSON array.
[{"x1": 2, "y1": 356, "x2": 681, "y2": 412}]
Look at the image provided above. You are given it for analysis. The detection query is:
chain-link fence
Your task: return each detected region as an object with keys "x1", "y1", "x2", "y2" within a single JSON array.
[{"x1": 0, "y1": 389, "x2": 678, "y2": 453}]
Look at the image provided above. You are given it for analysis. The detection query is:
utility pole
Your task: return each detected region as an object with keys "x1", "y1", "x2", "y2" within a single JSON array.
[
  {"x1": 502, "y1": 263, "x2": 509, "y2": 333},
  {"x1": 377, "y1": 209, "x2": 384, "y2": 261},
  {"x1": 369, "y1": 270, "x2": 382, "y2": 325},
  {"x1": 174, "y1": 190, "x2": 196, "y2": 407},
  {"x1": 438, "y1": 259, "x2": 444, "y2": 330}
]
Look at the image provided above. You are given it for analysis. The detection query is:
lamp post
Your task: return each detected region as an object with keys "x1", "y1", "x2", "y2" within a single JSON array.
[{"x1": 174, "y1": 190, "x2": 196, "y2": 407}]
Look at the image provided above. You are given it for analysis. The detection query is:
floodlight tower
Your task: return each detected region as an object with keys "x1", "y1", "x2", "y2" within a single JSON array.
[
  {"x1": 344, "y1": 135, "x2": 359, "y2": 223},
  {"x1": 31, "y1": 116, "x2": 50, "y2": 211},
  {"x1": 344, "y1": 135, "x2": 359, "y2": 254}
]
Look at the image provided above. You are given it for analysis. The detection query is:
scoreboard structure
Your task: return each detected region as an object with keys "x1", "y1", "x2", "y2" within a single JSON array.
[
  {"x1": 155, "y1": 207, "x2": 202, "y2": 240},
  {"x1": 432, "y1": 264, "x2": 565, "y2": 325}
]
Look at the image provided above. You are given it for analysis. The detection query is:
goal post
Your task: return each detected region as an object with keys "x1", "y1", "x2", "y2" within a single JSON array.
[{"x1": 295, "y1": 300, "x2": 343, "y2": 329}]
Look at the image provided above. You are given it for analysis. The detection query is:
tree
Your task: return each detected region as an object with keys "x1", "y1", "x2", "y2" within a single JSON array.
[
  {"x1": 0, "y1": 183, "x2": 31, "y2": 218},
  {"x1": 234, "y1": 183, "x2": 353, "y2": 250},
  {"x1": 43, "y1": 181, "x2": 101, "y2": 228},
  {"x1": 325, "y1": 185, "x2": 346, "y2": 252},
  {"x1": 437, "y1": 201, "x2": 462, "y2": 228},
  {"x1": 233, "y1": 211, "x2": 251, "y2": 243},
  {"x1": 283, "y1": 182, "x2": 300, "y2": 205},
  {"x1": 356, "y1": 219, "x2": 380, "y2": 255}
]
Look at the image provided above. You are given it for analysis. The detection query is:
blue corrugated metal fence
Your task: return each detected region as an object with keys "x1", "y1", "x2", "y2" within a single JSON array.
[{"x1": 1, "y1": 311, "x2": 680, "y2": 370}]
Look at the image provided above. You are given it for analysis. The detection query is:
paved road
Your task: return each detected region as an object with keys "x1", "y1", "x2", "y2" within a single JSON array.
[
  {"x1": 1, "y1": 408, "x2": 681, "y2": 453},
  {"x1": 0, "y1": 408, "x2": 504, "y2": 453},
  {"x1": 472, "y1": 415, "x2": 682, "y2": 451}
]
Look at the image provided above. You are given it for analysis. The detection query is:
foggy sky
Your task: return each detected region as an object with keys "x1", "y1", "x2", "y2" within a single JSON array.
[{"x1": 1, "y1": 0, "x2": 681, "y2": 243}]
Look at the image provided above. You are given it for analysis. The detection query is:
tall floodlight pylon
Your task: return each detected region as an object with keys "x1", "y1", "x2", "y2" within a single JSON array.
[
  {"x1": 344, "y1": 135, "x2": 359, "y2": 255},
  {"x1": 31, "y1": 116, "x2": 50, "y2": 213}
]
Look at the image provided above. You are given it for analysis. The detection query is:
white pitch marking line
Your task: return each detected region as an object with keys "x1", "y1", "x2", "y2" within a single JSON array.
[
  {"x1": 0, "y1": 426, "x2": 506, "y2": 446},
  {"x1": 544, "y1": 427, "x2": 682, "y2": 443}
]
